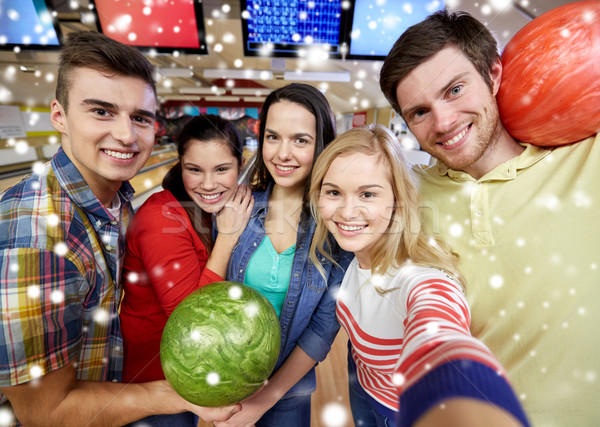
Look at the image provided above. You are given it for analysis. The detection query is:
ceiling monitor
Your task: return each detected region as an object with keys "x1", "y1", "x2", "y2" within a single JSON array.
[
  {"x1": 342, "y1": 0, "x2": 446, "y2": 60},
  {"x1": 0, "y1": 0, "x2": 63, "y2": 51},
  {"x1": 90, "y1": 0, "x2": 208, "y2": 55},
  {"x1": 241, "y1": 0, "x2": 350, "y2": 59}
]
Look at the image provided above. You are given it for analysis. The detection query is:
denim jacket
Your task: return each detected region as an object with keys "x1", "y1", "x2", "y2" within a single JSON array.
[{"x1": 227, "y1": 186, "x2": 352, "y2": 397}]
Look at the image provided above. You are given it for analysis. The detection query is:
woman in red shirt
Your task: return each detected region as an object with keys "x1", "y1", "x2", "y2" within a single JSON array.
[{"x1": 120, "y1": 115, "x2": 253, "y2": 425}]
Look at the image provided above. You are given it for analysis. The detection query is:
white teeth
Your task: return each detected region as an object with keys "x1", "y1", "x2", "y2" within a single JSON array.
[
  {"x1": 276, "y1": 165, "x2": 296, "y2": 171},
  {"x1": 200, "y1": 193, "x2": 221, "y2": 200},
  {"x1": 338, "y1": 223, "x2": 366, "y2": 231},
  {"x1": 104, "y1": 150, "x2": 134, "y2": 159},
  {"x1": 442, "y1": 127, "x2": 468, "y2": 146}
]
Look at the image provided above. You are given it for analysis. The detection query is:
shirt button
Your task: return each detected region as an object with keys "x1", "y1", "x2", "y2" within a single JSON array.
[
  {"x1": 475, "y1": 210, "x2": 482, "y2": 217},
  {"x1": 294, "y1": 273, "x2": 299, "y2": 278},
  {"x1": 105, "y1": 245, "x2": 113, "y2": 251},
  {"x1": 111, "y1": 220, "x2": 118, "y2": 225}
]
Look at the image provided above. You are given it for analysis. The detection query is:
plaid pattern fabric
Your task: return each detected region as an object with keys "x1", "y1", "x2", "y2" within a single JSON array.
[{"x1": 0, "y1": 148, "x2": 133, "y2": 399}]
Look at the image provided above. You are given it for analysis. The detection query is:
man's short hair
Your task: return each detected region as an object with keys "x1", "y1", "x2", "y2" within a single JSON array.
[
  {"x1": 380, "y1": 10, "x2": 499, "y2": 115},
  {"x1": 56, "y1": 31, "x2": 156, "y2": 112}
]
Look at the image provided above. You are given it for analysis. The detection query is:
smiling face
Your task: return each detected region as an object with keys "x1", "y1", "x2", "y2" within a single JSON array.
[
  {"x1": 396, "y1": 45, "x2": 504, "y2": 178},
  {"x1": 50, "y1": 67, "x2": 156, "y2": 206},
  {"x1": 181, "y1": 139, "x2": 240, "y2": 214},
  {"x1": 262, "y1": 100, "x2": 317, "y2": 193},
  {"x1": 318, "y1": 151, "x2": 395, "y2": 269}
]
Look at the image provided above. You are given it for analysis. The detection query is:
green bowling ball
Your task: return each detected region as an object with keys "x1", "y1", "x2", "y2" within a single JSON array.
[{"x1": 160, "y1": 281, "x2": 281, "y2": 407}]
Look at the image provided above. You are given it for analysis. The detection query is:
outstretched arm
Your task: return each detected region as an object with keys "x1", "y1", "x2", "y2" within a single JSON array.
[
  {"x1": 1, "y1": 360, "x2": 240, "y2": 427},
  {"x1": 395, "y1": 271, "x2": 529, "y2": 427}
]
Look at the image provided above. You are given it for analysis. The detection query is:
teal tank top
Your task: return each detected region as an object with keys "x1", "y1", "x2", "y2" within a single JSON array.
[{"x1": 244, "y1": 236, "x2": 295, "y2": 317}]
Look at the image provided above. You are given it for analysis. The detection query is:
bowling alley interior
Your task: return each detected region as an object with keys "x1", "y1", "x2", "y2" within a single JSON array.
[{"x1": 0, "y1": 1, "x2": 583, "y2": 426}]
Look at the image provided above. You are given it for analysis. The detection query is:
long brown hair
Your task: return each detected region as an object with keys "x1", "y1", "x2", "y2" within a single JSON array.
[
  {"x1": 309, "y1": 124, "x2": 466, "y2": 291},
  {"x1": 162, "y1": 114, "x2": 243, "y2": 252}
]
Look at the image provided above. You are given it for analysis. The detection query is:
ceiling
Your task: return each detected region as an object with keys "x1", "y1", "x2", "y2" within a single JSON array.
[{"x1": 0, "y1": 0, "x2": 581, "y2": 118}]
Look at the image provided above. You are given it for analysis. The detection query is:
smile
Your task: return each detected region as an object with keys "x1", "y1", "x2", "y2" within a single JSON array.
[
  {"x1": 440, "y1": 126, "x2": 469, "y2": 146},
  {"x1": 103, "y1": 149, "x2": 135, "y2": 159},
  {"x1": 275, "y1": 165, "x2": 297, "y2": 172},
  {"x1": 337, "y1": 223, "x2": 366, "y2": 232},
  {"x1": 199, "y1": 192, "x2": 223, "y2": 200}
]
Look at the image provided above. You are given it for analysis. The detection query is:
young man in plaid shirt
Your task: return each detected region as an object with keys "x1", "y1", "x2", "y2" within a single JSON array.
[{"x1": 0, "y1": 31, "x2": 239, "y2": 426}]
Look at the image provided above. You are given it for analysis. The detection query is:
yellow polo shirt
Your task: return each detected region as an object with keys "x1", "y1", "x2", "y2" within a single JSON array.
[{"x1": 416, "y1": 134, "x2": 600, "y2": 427}]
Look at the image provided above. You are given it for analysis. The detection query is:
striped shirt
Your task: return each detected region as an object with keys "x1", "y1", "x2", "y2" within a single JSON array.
[
  {"x1": 0, "y1": 148, "x2": 133, "y2": 403},
  {"x1": 337, "y1": 258, "x2": 521, "y2": 421}
]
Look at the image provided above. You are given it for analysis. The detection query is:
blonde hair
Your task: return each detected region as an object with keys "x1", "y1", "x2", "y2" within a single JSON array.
[{"x1": 309, "y1": 124, "x2": 466, "y2": 290}]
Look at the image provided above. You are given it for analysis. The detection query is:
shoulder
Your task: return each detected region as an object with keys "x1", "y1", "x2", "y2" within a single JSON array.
[
  {"x1": 135, "y1": 190, "x2": 180, "y2": 216},
  {"x1": 130, "y1": 190, "x2": 189, "y2": 230},
  {"x1": 392, "y1": 264, "x2": 462, "y2": 293},
  {"x1": 1, "y1": 166, "x2": 71, "y2": 246}
]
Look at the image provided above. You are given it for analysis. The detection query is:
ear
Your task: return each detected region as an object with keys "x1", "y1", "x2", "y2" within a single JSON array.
[
  {"x1": 50, "y1": 99, "x2": 67, "y2": 134},
  {"x1": 490, "y1": 57, "x2": 503, "y2": 96},
  {"x1": 239, "y1": 156, "x2": 246, "y2": 172}
]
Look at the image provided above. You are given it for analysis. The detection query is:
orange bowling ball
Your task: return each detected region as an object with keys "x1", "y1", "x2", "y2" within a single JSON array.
[{"x1": 497, "y1": 1, "x2": 600, "y2": 146}]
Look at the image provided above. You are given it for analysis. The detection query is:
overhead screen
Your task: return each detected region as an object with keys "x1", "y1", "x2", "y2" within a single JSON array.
[
  {"x1": 91, "y1": 0, "x2": 208, "y2": 54},
  {"x1": 0, "y1": 0, "x2": 62, "y2": 50},
  {"x1": 344, "y1": 0, "x2": 447, "y2": 60},
  {"x1": 241, "y1": 0, "x2": 348, "y2": 58},
  {"x1": 241, "y1": 0, "x2": 446, "y2": 60}
]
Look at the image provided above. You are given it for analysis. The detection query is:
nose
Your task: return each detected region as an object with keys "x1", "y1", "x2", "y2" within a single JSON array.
[
  {"x1": 431, "y1": 102, "x2": 459, "y2": 134},
  {"x1": 337, "y1": 197, "x2": 359, "y2": 220},
  {"x1": 201, "y1": 173, "x2": 218, "y2": 191},
  {"x1": 113, "y1": 116, "x2": 137, "y2": 145},
  {"x1": 277, "y1": 141, "x2": 292, "y2": 161}
]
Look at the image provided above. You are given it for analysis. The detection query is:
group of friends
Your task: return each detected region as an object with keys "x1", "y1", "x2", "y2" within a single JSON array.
[{"x1": 1, "y1": 8, "x2": 598, "y2": 427}]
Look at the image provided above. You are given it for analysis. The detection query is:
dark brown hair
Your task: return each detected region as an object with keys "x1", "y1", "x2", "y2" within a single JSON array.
[
  {"x1": 56, "y1": 31, "x2": 156, "y2": 112},
  {"x1": 162, "y1": 114, "x2": 243, "y2": 252},
  {"x1": 380, "y1": 10, "x2": 499, "y2": 115}
]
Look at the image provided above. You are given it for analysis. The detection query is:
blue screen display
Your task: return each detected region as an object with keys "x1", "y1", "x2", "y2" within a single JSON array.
[
  {"x1": 0, "y1": 0, "x2": 61, "y2": 48},
  {"x1": 348, "y1": 0, "x2": 445, "y2": 58},
  {"x1": 242, "y1": 0, "x2": 343, "y2": 57}
]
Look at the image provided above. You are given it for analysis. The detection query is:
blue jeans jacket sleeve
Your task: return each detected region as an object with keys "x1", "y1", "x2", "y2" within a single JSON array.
[{"x1": 296, "y1": 248, "x2": 349, "y2": 362}]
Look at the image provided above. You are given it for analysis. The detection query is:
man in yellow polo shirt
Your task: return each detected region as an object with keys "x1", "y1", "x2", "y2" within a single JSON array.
[{"x1": 380, "y1": 10, "x2": 599, "y2": 427}]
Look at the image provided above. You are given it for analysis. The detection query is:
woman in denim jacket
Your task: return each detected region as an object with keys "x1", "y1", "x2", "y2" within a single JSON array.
[{"x1": 221, "y1": 84, "x2": 351, "y2": 427}]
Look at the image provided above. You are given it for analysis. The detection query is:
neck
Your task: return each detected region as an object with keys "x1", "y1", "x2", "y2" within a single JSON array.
[
  {"x1": 270, "y1": 183, "x2": 305, "y2": 205},
  {"x1": 465, "y1": 127, "x2": 525, "y2": 180}
]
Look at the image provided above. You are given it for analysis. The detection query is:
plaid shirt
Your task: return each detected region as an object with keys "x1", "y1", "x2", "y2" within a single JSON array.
[{"x1": 0, "y1": 148, "x2": 133, "y2": 402}]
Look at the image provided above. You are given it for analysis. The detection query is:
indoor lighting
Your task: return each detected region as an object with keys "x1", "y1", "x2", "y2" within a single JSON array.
[
  {"x1": 156, "y1": 68, "x2": 194, "y2": 78},
  {"x1": 283, "y1": 70, "x2": 351, "y2": 82},
  {"x1": 203, "y1": 69, "x2": 274, "y2": 80}
]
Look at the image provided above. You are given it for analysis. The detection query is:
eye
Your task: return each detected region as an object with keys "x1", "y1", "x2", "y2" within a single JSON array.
[
  {"x1": 296, "y1": 137, "x2": 308, "y2": 145},
  {"x1": 361, "y1": 191, "x2": 376, "y2": 199},
  {"x1": 216, "y1": 166, "x2": 231, "y2": 173},
  {"x1": 449, "y1": 85, "x2": 462, "y2": 96},
  {"x1": 92, "y1": 108, "x2": 109, "y2": 117},
  {"x1": 133, "y1": 115, "x2": 154, "y2": 126},
  {"x1": 266, "y1": 134, "x2": 278, "y2": 142},
  {"x1": 410, "y1": 109, "x2": 428, "y2": 123},
  {"x1": 323, "y1": 189, "x2": 340, "y2": 197}
]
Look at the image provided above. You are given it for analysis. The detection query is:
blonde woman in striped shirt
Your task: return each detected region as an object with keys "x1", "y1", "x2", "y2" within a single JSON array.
[{"x1": 309, "y1": 124, "x2": 529, "y2": 427}]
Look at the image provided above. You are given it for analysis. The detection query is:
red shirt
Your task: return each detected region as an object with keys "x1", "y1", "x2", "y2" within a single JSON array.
[{"x1": 120, "y1": 190, "x2": 222, "y2": 383}]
